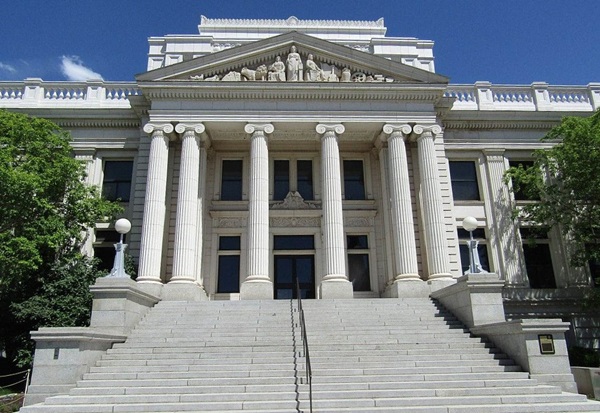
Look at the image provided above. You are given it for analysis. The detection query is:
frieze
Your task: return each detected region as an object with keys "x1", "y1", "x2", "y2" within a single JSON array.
[
  {"x1": 215, "y1": 218, "x2": 246, "y2": 228},
  {"x1": 189, "y1": 45, "x2": 394, "y2": 84},
  {"x1": 270, "y1": 217, "x2": 321, "y2": 227},
  {"x1": 271, "y1": 191, "x2": 318, "y2": 210},
  {"x1": 345, "y1": 217, "x2": 374, "y2": 227}
]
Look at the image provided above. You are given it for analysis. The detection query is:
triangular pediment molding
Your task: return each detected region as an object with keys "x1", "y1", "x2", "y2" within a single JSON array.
[{"x1": 137, "y1": 31, "x2": 448, "y2": 85}]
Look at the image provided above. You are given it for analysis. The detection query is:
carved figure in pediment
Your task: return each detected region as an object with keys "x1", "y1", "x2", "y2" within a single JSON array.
[
  {"x1": 304, "y1": 54, "x2": 323, "y2": 81},
  {"x1": 222, "y1": 71, "x2": 242, "y2": 81},
  {"x1": 190, "y1": 74, "x2": 204, "y2": 81},
  {"x1": 286, "y1": 46, "x2": 303, "y2": 81},
  {"x1": 241, "y1": 65, "x2": 268, "y2": 81},
  {"x1": 204, "y1": 74, "x2": 221, "y2": 81},
  {"x1": 340, "y1": 68, "x2": 351, "y2": 82},
  {"x1": 268, "y1": 56, "x2": 286, "y2": 82}
]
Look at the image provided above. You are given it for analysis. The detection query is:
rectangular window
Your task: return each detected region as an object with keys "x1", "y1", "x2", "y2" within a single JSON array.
[
  {"x1": 297, "y1": 160, "x2": 314, "y2": 200},
  {"x1": 509, "y1": 160, "x2": 539, "y2": 201},
  {"x1": 102, "y1": 160, "x2": 133, "y2": 202},
  {"x1": 274, "y1": 235, "x2": 315, "y2": 250},
  {"x1": 221, "y1": 160, "x2": 243, "y2": 201},
  {"x1": 343, "y1": 160, "x2": 366, "y2": 200},
  {"x1": 457, "y1": 228, "x2": 489, "y2": 274},
  {"x1": 347, "y1": 235, "x2": 371, "y2": 291},
  {"x1": 217, "y1": 236, "x2": 240, "y2": 293},
  {"x1": 273, "y1": 160, "x2": 290, "y2": 200},
  {"x1": 520, "y1": 228, "x2": 556, "y2": 288},
  {"x1": 449, "y1": 161, "x2": 480, "y2": 201}
]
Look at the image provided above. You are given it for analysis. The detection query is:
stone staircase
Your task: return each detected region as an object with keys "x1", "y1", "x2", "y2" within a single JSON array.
[{"x1": 20, "y1": 298, "x2": 600, "y2": 412}]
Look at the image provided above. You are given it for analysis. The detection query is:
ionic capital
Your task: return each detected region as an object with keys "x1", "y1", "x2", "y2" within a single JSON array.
[
  {"x1": 244, "y1": 123, "x2": 274, "y2": 135},
  {"x1": 175, "y1": 123, "x2": 206, "y2": 135},
  {"x1": 143, "y1": 122, "x2": 174, "y2": 136},
  {"x1": 412, "y1": 124, "x2": 442, "y2": 138},
  {"x1": 316, "y1": 124, "x2": 345, "y2": 137},
  {"x1": 382, "y1": 124, "x2": 412, "y2": 141}
]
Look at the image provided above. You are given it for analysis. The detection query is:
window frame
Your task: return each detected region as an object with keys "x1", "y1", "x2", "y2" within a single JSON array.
[
  {"x1": 270, "y1": 156, "x2": 316, "y2": 201},
  {"x1": 345, "y1": 233, "x2": 373, "y2": 293},
  {"x1": 449, "y1": 160, "x2": 481, "y2": 202},
  {"x1": 101, "y1": 159, "x2": 134, "y2": 203}
]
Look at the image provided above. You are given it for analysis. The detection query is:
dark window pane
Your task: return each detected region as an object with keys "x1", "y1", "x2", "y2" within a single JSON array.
[
  {"x1": 343, "y1": 160, "x2": 366, "y2": 200},
  {"x1": 273, "y1": 235, "x2": 314, "y2": 250},
  {"x1": 523, "y1": 243, "x2": 556, "y2": 288},
  {"x1": 459, "y1": 244, "x2": 490, "y2": 274},
  {"x1": 273, "y1": 160, "x2": 290, "y2": 200},
  {"x1": 95, "y1": 229, "x2": 121, "y2": 243},
  {"x1": 347, "y1": 235, "x2": 368, "y2": 249},
  {"x1": 348, "y1": 254, "x2": 371, "y2": 291},
  {"x1": 297, "y1": 160, "x2": 314, "y2": 200},
  {"x1": 221, "y1": 160, "x2": 243, "y2": 201},
  {"x1": 94, "y1": 246, "x2": 115, "y2": 272},
  {"x1": 217, "y1": 255, "x2": 240, "y2": 293},
  {"x1": 457, "y1": 228, "x2": 486, "y2": 239},
  {"x1": 102, "y1": 161, "x2": 133, "y2": 202},
  {"x1": 449, "y1": 161, "x2": 480, "y2": 201},
  {"x1": 219, "y1": 236, "x2": 240, "y2": 251}
]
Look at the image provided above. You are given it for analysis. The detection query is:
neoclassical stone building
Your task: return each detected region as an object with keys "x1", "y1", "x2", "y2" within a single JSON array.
[{"x1": 2, "y1": 16, "x2": 599, "y2": 346}]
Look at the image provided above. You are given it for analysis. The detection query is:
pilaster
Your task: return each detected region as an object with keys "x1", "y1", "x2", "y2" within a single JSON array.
[
  {"x1": 316, "y1": 124, "x2": 353, "y2": 299},
  {"x1": 241, "y1": 123, "x2": 274, "y2": 300},
  {"x1": 137, "y1": 122, "x2": 173, "y2": 290},
  {"x1": 413, "y1": 124, "x2": 452, "y2": 282}
]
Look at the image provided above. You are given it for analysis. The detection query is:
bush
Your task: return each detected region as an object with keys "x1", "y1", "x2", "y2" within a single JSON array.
[{"x1": 569, "y1": 346, "x2": 600, "y2": 367}]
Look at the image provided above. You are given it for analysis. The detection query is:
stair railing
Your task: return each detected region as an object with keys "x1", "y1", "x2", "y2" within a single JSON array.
[{"x1": 296, "y1": 279, "x2": 313, "y2": 413}]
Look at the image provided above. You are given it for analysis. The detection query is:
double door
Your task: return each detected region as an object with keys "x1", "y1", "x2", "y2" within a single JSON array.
[{"x1": 274, "y1": 255, "x2": 315, "y2": 299}]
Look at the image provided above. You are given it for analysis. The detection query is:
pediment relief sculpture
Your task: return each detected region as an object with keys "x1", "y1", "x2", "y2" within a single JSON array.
[{"x1": 188, "y1": 45, "x2": 394, "y2": 83}]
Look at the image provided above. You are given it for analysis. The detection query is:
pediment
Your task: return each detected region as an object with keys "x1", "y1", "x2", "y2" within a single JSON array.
[{"x1": 137, "y1": 31, "x2": 448, "y2": 85}]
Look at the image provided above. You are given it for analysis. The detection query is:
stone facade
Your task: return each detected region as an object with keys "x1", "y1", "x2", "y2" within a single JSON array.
[{"x1": 1, "y1": 16, "x2": 599, "y2": 348}]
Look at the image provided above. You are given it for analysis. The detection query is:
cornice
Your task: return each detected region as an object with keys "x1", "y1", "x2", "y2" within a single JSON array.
[{"x1": 442, "y1": 119, "x2": 562, "y2": 131}]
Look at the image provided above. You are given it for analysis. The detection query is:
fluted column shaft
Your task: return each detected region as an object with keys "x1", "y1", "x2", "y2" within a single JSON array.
[
  {"x1": 414, "y1": 125, "x2": 451, "y2": 279},
  {"x1": 318, "y1": 124, "x2": 347, "y2": 281},
  {"x1": 245, "y1": 124, "x2": 273, "y2": 282},
  {"x1": 138, "y1": 123, "x2": 173, "y2": 283},
  {"x1": 171, "y1": 124, "x2": 205, "y2": 283},
  {"x1": 383, "y1": 125, "x2": 420, "y2": 280}
]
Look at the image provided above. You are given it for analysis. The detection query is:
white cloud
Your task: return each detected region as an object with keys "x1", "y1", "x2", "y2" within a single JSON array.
[
  {"x1": 60, "y1": 56, "x2": 103, "y2": 81},
  {"x1": 0, "y1": 62, "x2": 17, "y2": 73}
]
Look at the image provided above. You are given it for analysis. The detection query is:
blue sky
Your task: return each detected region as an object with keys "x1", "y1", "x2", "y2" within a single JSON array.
[{"x1": 1, "y1": 1, "x2": 598, "y2": 85}]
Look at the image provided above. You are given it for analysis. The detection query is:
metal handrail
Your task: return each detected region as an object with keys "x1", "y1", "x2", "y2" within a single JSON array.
[{"x1": 295, "y1": 279, "x2": 312, "y2": 413}]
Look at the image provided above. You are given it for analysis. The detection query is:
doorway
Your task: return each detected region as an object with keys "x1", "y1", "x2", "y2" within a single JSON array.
[{"x1": 274, "y1": 255, "x2": 315, "y2": 299}]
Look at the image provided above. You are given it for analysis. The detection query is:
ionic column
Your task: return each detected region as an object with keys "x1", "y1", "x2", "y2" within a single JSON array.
[
  {"x1": 137, "y1": 123, "x2": 173, "y2": 284},
  {"x1": 170, "y1": 123, "x2": 205, "y2": 284},
  {"x1": 240, "y1": 124, "x2": 274, "y2": 300},
  {"x1": 413, "y1": 124, "x2": 452, "y2": 280},
  {"x1": 317, "y1": 124, "x2": 353, "y2": 299},
  {"x1": 382, "y1": 124, "x2": 420, "y2": 281}
]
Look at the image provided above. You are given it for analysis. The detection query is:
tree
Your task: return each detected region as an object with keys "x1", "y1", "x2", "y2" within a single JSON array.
[
  {"x1": 0, "y1": 110, "x2": 121, "y2": 368},
  {"x1": 505, "y1": 110, "x2": 600, "y2": 291}
]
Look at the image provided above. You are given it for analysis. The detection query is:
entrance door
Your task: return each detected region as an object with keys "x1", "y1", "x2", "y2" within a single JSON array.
[{"x1": 274, "y1": 255, "x2": 315, "y2": 299}]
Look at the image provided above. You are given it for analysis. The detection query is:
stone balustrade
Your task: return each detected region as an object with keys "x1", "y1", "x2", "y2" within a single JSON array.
[
  {"x1": 446, "y1": 81, "x2": 600, "y2": 112},
  {"x1": 0, "y1": 78, "x2": 140, "y2": 108}
]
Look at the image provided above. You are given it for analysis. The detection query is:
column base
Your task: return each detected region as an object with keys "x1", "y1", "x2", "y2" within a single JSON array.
[
  {"x1": 383, "y1": 279, "x2": 429, "y2": 298},
  {"x1": 162, "y1": 282, "x2": 207, "y2": 301},
  {"x1": 134, "y1": 281, "x2": 164, "y2": 298},
  {"x1": 240, "y1": 280, "x2": 274, "y2": 300},
  {"x1": 427, "y1": 277, "x2": 457, "y2": 293},
  {"x1": 319, "y1": 279, "x2": 354, "y2": 299}
]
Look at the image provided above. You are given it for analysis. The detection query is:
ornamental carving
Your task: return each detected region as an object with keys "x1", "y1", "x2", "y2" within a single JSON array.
[
  {"x1": 271, "y1": 191, "x2": 317, "y2": 210},
  {"x1": 345, "y1": 217, "x2": 373, "y2": 227},
  {"x1": 270, "y1": 217, "x2": 321, "y2": 227},
  {"x1": 215, "y1": 218, "x2": 245, "y2": 228},
  {"x1": 189, "y1": 45, "x2": 394, "y2": 83}
]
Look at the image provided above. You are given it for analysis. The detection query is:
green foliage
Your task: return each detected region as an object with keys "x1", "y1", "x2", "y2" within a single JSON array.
[
  {"x1": 568, "y1": 346, "x2": 600, "y2": 367},
  {"x1": 505, "y1": 111, "x2": 600, "y2": 269},
  {"x1": 0, "y1": 110, "x2": 121, "y2": 368}
]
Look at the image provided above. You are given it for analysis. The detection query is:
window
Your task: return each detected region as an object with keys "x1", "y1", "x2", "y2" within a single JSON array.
[
  {"x1": 273, "y1": 235, "x2": 315, "y2": 250},
  {"x1": 343, "y1": 160, "x2": 366, "y2": 200},
  {"x1": 347, "y1": 235, "x2": 371, "y2": 291},
  {"x1": 221, "y1": 160, "x2": 243, "y2": 201},
  {"x1": 520, "y1": 228, "x2": 556, "y2": 288},
  {"x1": 217, "y1": 236, "x2": 240, "y2": 293},
  {"x1": 449, "y1": 161, "x2": 480, "y2": 201},
  {"x1": 272, "y1": 159, "x2": 314, "y2": 201},
  {"x1": 93, "y1": 229, "x2": 123, "y2": 272},
  {"x1": 509, "y1": 160, "x2": 539, "y2": 201},
  {"x1": 102, "y1": 160, "x2": 133, "y2": 202},
  {"x1": 457, "y1": 228, "x2": 489, "y2": 274}
]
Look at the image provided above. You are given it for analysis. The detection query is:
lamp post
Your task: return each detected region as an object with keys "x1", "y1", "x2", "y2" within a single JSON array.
[
  {"x1": 108, "y1": 218, "x2": 131, "y2": 278},
  {"x1": 462, "y1": 216, "x2": 487, "y2": 274}
]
